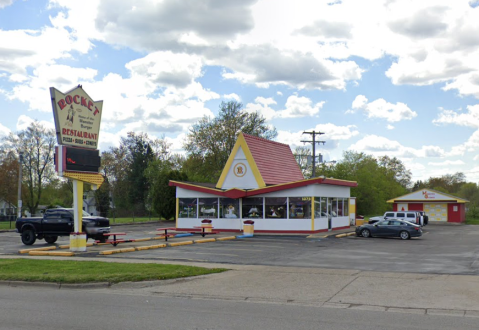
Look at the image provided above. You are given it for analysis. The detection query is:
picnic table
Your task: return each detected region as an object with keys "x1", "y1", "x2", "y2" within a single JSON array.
[
  {"x1": 102, "y1": 232, "x2": 126, "y2": 246},
  {"x1": 156, "y1": 227, "x2": 178, "y2": 241},
  {"x1": 193, "y1": 226, "x2": 219, "y2": 237}
]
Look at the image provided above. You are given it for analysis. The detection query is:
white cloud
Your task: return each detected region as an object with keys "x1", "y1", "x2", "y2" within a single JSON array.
[
  {"x1": 351, "y1": 95, "x2": 417, "y2": 122},
  {"x1": 433, "y1": 104, "x2": 479, "y2": 128},
  {"x1": 277, "y1": 95, "x2": 325, "y2": 118},
  {"x1": 0, "y1": 121, "x2": 11, "y2": 139},
  {"x1": 16, "y1": 115, "x2": 54, "y2": 131},
  {"x1": 428, "y1": 160, "x2": 465, "y2": 166},
  {"x1": 223, "y1": 93, "x2": 241, "y2": 101},
  {"x1": 348, "y1": 135, "x2": 446, "y2": 158},
  {"x1": 0, "y1": 0, "x2": 14, "y2": 9},
  {"x1": 244, "y1": 97, "x2": 277, "y2": 120}
]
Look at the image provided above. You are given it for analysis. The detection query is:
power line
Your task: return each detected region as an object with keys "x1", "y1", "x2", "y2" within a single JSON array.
[{"x1": 301, "y1": 130, "x2": 325, "y2": 178}]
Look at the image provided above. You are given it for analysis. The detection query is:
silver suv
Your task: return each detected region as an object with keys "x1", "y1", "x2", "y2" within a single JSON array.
[{"x1": 369, "y1": 211, "x2": 422, "y2": 226}]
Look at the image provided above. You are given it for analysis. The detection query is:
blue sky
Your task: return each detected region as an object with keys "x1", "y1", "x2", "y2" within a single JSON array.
[{"x1": 1, "y1": 0, "x2": 479, "y2": 184}]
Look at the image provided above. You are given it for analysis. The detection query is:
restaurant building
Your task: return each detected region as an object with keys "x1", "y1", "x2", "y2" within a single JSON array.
[
  {"x1": 169, "y1": 133, "x2": 357, "y2": 233},
  {"x1": 387, "y1": 189, "x2": 468, "y2": 223}
]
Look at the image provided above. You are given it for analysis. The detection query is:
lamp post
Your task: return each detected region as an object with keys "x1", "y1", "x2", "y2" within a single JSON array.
[{"x1": 17, "y1": 151, "x2": 24, "y2": 219}]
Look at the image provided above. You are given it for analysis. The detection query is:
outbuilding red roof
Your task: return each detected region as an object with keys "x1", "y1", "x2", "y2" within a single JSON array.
[{"x1": 242, "y1": 133, "x2": 304, "y2": 185}]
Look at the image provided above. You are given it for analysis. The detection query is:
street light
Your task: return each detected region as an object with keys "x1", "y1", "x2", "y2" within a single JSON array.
[{"x1": 17, "y1": 151, "x2": 24, "y2": 219}]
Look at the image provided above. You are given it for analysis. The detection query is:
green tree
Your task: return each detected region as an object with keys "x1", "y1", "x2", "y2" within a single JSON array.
[
  {"x1": 95, "y1": 178, "x2": 111, "y2": 217},
  {"x1": 0, "y1": 151, "x2": 19, "y2": 216},
  {"x1": 146, "y1": 158, "x2": 187, "y2": 220},
  {"x1": 2, "y1": 121, "x2": 56, "y2": 215},
  {"x1": 126, "y1": 133, "x2": 154, "y2": 214},
  {"x1": 183, "y1": 101, "x2": 277, "y2": 182},
  {"x1": 317, "y1": 151, "x2": 409, "y2": 215}
]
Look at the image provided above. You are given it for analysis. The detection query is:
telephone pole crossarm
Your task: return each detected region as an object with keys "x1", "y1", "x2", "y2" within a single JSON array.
[{"x1": 301, "y1": 130, "x2": 326, "y2": 178}]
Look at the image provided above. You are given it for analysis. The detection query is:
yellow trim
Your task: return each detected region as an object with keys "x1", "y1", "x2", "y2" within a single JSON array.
[
  {"x1": 217, "y1": 236, "x2": 236, "y2": 241},
  {"x1": 169, "y1": 241, "x2": 194, "y2": 247},
  {"x1": 216, "y1": 133, "x2": 266, "y2": 189},
  {"x1": 176, "y1": 198, "x2": 179, "y2": 227},
  {"x1": 195, "y1": 238, "x2": 216, "y2": 243}
]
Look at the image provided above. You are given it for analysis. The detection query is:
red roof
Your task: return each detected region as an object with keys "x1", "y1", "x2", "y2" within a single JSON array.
[
  {"x1": 170, "y1": 177, "x2": 357, "y2": 198},
  {"x1": 242, "y1": 133, "x2": 304, "y2": 185}
]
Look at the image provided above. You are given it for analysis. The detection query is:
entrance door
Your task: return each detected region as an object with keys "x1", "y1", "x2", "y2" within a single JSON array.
[
  {"x1": 425, "y1": 204, "x2": 447, "y2": 222},
  {"x1": 327, "y1": 198, "x2": 332, "y2": 230}
]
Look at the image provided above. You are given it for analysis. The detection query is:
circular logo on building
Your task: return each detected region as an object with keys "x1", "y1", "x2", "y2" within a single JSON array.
[{"x1": 233, "y1": 163, "x2": 247, "y2": 177}]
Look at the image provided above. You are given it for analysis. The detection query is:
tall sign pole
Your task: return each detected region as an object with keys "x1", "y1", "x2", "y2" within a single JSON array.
[
  {"x1": 51, "y1": 85, "x2": 104, "y2": 252},
  {"x1": 301, "y1": 130, "x2": 325, "y2": 178}
]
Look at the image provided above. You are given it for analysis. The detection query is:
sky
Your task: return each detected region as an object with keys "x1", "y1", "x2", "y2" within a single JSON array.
[{"x1": 1, "y1": 0, "x2": 479, "y2": 184}]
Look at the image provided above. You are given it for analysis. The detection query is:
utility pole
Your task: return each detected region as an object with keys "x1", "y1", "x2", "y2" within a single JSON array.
[
  {"x1": 301, "y1": 131, "x2": 325, "y2": 178},
  {"x1": 17, "y1": 151, "x2": 24, "y2": 219}
]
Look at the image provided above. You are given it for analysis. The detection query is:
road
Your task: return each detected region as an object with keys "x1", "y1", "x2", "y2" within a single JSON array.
[
  {"x1": 2, "y1": 222, "x2": 479, "y2": 329},
  {"x1": 2, "y1": 285, "x2": 479, "y2": 330}
]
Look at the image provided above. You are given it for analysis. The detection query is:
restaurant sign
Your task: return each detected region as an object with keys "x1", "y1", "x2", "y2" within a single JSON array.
[{"x1": 50, "y1": 85, "x2": 103, "y2": 149}]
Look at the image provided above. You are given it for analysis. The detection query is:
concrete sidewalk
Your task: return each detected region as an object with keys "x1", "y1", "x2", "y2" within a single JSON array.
[
  {"x1": 108, "y1": 261, "x2": 479, "y2": 318},
  {"x1": 3, "y1": 255, "x2": 478, "y2": 318}
]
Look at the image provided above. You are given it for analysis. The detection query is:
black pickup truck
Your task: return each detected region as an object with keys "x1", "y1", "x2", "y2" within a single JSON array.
[{"x1": 16, "y1": 208, "x2": 110, "y2": 245}]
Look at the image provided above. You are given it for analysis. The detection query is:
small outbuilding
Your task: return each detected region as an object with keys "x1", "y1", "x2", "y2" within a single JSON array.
[
  {"x1": 387, "y1": 189, "x2": 468, "y2": 223},
  {"x1": 169, "y1": 133, "x2": 357, "y2": 233}
]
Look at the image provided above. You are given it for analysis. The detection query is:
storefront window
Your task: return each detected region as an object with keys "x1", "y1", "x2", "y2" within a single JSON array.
[
  {"x1": 265, "y1": 197, "x2": 287, "y2": 218},
  {"x1": 331, "y1": 198, "x2": 338, "y2": 217},
  {"x1": 343, "y1": 198, "x2": 349, "y2": 216},
  {"x1": 321, "y1": 197, "x2": 328, "y2": 217},
  {"x1": 337, "y1": 199, "x2": 344, "y2": 216},
  {"x1": 219, "y1": 198, "x2": 239, "y2": 218},
  {"x1": 178, "y1": 198, "x2": 197, "y2": 218},
  {"x1": 242, "y1": 197, "x2": 263, "y2": 218},
  {"x1": 289, "y1": 197, "x2": 311, "y2": 219},
  {"x1": 199, "y1": 198, "x2": 218, "y2": 218}
]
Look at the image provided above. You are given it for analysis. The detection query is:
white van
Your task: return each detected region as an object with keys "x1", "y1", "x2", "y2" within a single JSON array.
[{"x1": 369, "y1": 211, "x2": 422, "y2": 226}]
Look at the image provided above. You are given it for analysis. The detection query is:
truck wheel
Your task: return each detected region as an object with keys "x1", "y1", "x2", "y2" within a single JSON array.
[
  {"x1": 44, "y1": 236, "x2": 58, "y2": 244},
  {"x1": 21, "y1": 229, "x2": 36, "y2": 245}
]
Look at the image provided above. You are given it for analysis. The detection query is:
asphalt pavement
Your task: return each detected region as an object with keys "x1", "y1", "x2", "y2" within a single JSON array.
[{"x1": 1, "y1": 222, "x2": 479, "y2": 318}]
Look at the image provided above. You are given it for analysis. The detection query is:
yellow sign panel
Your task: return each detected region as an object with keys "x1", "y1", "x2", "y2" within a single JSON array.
[
  {"x1": 50, "y1": 86, "x2": 103, "y2": 149},
  {"x1": 63, "y1": 172, "x2": 104, "y2": 188}
]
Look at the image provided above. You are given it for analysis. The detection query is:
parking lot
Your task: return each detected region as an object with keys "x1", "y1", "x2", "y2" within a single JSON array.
[{"x1": 1, "y1": 223, "x2": 479, "y2": 275}]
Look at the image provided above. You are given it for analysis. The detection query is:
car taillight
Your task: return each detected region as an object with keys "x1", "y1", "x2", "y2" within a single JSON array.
[
  {"x1": 416, "y1": 217, "x2": 419, "y2": 224},
  {"x1": 414, "y1": 227, "x2": 420, "y2": 231}
]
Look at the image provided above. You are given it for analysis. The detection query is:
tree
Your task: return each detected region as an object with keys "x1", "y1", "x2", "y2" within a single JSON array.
[
  {"x1": 147, "y1": 159, "x2": 187, "y2": 220},
  {"x1": 317, "y1": 151, "x2": 409, "y2": 215},
  {"x1": 1, "y1": 121, "x2": 56, "y2": 215},
  {"x1": 293, "y1": 146, "x2": 312, "y2": 178},
  {"x1": 0, "y1": 151, "x2": 19, "y2": 215},
  {"x1": 101, "y1": 132, "x2": 171, "y2": 216},
  {"x1": 95, "y1": 178, "x2": 111, "y2": 217},
  {"x1": 183, "y1": 101, "x2": 277, "y2": 182}
]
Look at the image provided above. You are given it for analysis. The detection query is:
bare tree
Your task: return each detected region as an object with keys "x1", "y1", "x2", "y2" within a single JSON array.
[{"x1": 2, "y1": 121, "x2": 56, "y2": 215}]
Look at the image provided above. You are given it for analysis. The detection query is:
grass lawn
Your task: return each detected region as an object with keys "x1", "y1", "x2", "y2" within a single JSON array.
[
  {"x1": 466, "y1": 217, "x2": 479, "y2": 225},
  {"x1": 0, "y1": 222, "x2": 15, "y2": 230},
  {"x1": 0, "y1": 259, "x2": 227, "y2": 284}
]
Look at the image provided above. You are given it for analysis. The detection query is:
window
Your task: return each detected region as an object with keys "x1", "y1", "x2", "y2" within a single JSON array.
[
  {"x1": 330, "y1": 198, "x2": 338, "y2": 217},
  {"x1": 220, "y1": 198, "x2": 239, "y2": 219},
  {"x1": 265, "y1": 197, "x2": 287, "y2": 218},
  {"x1": 406, "y1": 213, "x2": 415, "y2": 218},
  {"x1": 199, "y1": 198, "x2": 218, "y2": 218},
  {"x1": 289, "y1": 197, "x2": 311, "y2": 219},
  {"x1": 242, "y1": 197, "x2": 263, "y2": 218},
  {"x1": 385, "y1": 212, "x2": 394, "y2": 217},
  {"x1": 343, "y1": 199, "x2": 349, "y2": 216},
  {"x1": 396, "y1": 212, "x2": 405, "y2": 218},
  {"x1": 179, "y1": 198, "x2": 197, "y2": 218},
  {"x1": 337, "y1": 199, "x2": 344, "y2": 216}
]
